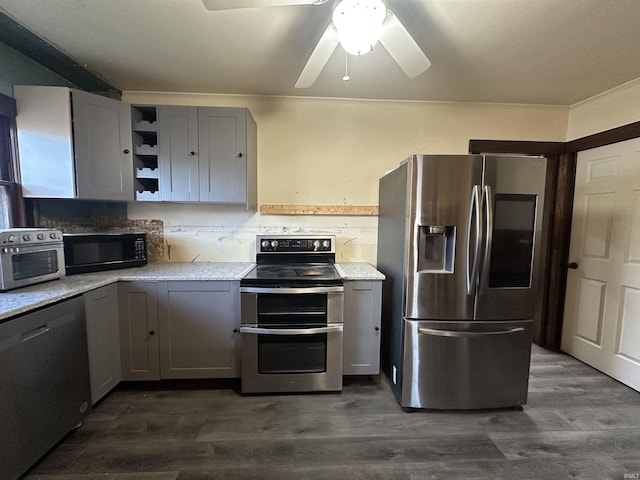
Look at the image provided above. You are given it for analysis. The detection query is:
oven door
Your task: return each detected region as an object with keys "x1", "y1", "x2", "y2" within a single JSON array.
[{"x1": 240, "y1": 286, "x2": 344, "y2": 393}]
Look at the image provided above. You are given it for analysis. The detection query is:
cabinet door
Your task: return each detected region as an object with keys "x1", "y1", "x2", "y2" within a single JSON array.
[
  {"x1": 14, "y1": 85, "x2": 76, "y2": 198},
  {"x1": 72, "y1": 89, "x2": 134, "y2": 201},
  {"x1": 198, "y1": 107, "x2": 248, "y2": 204},
  {"x1": 84, "y1": 284, "x2": 121, "y2": 404},
  {"x1": 343, "y1": 280, "x2": 382, "y2": 375},
  {"x1": 158, "y1": 281, "x2": 240, "y2": 378},
  {"x1": 118, "y1": 282, "x2": 160, "y2": 380},
  {"x1": 157, "y1": 106, "x2": 199, "y2": 201}
]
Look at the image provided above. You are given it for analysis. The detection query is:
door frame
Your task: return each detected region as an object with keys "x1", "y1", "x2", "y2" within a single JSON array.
[{"x1": 469, "y1": 119, "x2": 640, "y2": 350}]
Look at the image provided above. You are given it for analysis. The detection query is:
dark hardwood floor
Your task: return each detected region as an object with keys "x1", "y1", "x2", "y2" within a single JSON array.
[{"x1": 24, "y1": 345, "x2": 640, "y2": 479}]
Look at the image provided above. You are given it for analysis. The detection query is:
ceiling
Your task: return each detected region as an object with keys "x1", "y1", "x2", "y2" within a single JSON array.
[{"x1": 1, "y1": 0, "x2": 640, "y2": 105}]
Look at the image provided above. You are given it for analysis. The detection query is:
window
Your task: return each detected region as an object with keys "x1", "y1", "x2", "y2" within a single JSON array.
[
  {"x1": 0, "y1": 93, "x2": 18, "y2": 180},
  {"x1": 1, "y1": 92, "x2": 23, "y2": 228}
]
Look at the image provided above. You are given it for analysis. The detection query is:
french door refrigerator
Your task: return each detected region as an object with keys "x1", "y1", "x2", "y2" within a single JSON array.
[{"x1": 377, "y1": 154, "x2": 547, "y2": 409}]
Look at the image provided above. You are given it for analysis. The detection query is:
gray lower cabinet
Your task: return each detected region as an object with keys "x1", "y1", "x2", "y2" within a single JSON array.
[
  {"x1": 158, "y1": 281, "x2": 241, "y2": 378},
  {"x1": 84, "y1": 284, "x2": 121, "y2": 404},
  {"x1": 118, "y1": 281, "x2": 160, "y2": 381},
  {"x1": 343, "y1": 280, "x2": 383, "y2": 375},
  {"x1": 118, "y1": 280, "x2": 241, "y2": 381},
  {"x1": 15, "y1": 85, "x2": 133, "y2": 201}
]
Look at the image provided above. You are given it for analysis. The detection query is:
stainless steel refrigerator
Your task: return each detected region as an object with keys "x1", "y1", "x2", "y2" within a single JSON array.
[{"x1": 377, "y1": 154, "x2": 547, "y2": 409}]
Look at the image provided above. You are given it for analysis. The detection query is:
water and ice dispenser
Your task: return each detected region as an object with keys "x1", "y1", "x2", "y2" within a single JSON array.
[{"x1": 417, "y1": 225, "x2": 455, "y2": 273}]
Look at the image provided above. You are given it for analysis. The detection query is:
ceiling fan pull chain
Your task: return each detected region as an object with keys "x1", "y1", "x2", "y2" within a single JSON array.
[{"x1": 343, "y1": 51, "x2": 350, "y2": 81}]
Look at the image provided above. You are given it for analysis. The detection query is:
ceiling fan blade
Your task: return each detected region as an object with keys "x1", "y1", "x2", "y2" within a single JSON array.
[
  {"x1": 295, "y1": 24, "x2": 339, "y2": 88},
  {"x1": 379, "y1": 11, "x2": 431, "y2": 78},
  {"x1": 202, "y1": 0, "x2": 327, "y2": 11}
]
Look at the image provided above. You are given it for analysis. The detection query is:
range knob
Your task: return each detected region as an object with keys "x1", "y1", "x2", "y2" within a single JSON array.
[
  {"x1": 322, "y1": 240, "x2": 330, "y2": 249},
  {"x1": 261, "y1": 240, "x2": 270, "y2": 249},
  {"x1": 22, "y1": 234, "x2": 31, "y2": 241},
  {"x1": 37, "y1": 233, "x2": 45, "y2": 240},
  {"x1": 49, "y1": 232, "x2": 57, "y2": 239},
  {"x1": 270, "y1": 240, "x2": 279, "y2": 248},
  {"x1": 7, "y1": 234, "x2": 16, "y2": 243},
  {"x1": 313, "y1": 240, "x2": 320, "y2": 250}
]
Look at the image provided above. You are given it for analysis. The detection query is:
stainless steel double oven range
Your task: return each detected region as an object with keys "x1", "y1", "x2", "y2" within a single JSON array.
[{"x1": 240, "y1": 235, "x2": 344, "y2": 394}]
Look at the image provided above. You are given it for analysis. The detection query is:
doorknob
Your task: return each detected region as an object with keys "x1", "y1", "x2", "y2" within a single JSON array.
[{"x1": 568, "y1": 262, "x2": 579, "y2": 269}]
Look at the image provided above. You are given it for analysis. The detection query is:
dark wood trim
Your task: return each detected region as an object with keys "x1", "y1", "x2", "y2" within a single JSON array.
[
  {"x1": 0, "y1": 93, "x2": 17, "y2": 118},
  {"x1": 469, "y1": 140, "x2": 565, "y2": 156},
  {"x1": 543, "y1": 152, "x2": 576, "y2": 349},
  {"x1": 566, "y1": 120, "x2": 640, "y2": 153}
]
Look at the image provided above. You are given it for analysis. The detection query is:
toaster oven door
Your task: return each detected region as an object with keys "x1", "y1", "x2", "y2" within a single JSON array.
[{"x1": 0, "y1": 243, "x2": 65, "y2": 291}]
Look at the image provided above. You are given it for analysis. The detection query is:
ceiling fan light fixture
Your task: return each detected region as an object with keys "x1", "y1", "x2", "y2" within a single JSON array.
[{"x1": 332, "y1": 0, "x2": 386, "y2": 56}]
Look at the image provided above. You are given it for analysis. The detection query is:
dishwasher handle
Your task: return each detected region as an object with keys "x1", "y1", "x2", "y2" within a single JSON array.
[{"x1": 21, "y1": 324, "x2": 50, "y2": 342}]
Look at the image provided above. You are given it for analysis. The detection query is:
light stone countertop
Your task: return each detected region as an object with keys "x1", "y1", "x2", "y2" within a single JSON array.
[
  {"x1": 1, "y1": 261, "x2": 384, "y2": 322},
  {"x1": 0, "y1": 262, "x2": 254, "y2": 322},
  {"x1": 335, "y1": 263, "x2": 385, "y2": 280}
]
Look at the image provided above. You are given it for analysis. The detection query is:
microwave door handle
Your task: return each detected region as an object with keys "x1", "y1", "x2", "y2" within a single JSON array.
[
  {"x1": 479, "y1": 185, "x2": 494, "y2": 294},
  {"x1": 239, "y1": 326, "x2": 343, "y2": 335},
  {"x1": 466, "y1": 185, "x2": 482, "y2": 295}
]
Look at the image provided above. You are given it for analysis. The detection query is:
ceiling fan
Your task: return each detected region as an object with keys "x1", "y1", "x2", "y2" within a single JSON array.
[{"x1": 201, "y1": 0, "x2": 431, "y2": 88}]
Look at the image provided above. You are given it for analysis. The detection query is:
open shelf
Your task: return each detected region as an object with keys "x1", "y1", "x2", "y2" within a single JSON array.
[{"x1": 131, "y1": 105, "x2": 159, "y2": 201}]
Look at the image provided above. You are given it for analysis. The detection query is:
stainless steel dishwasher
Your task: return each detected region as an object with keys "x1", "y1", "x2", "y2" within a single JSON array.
[{"x1": 0, "y1": 296, "x2": 91, "y2": 480}]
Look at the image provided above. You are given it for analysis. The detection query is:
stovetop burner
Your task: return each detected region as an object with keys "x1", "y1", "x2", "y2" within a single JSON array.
[{"x1": 242, "y1": 262, "x2": 343, "y2": 286}]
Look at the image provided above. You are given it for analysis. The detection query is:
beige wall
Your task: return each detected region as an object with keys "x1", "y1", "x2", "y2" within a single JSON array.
[
  {"x1": 567, "y1": 77, "x2": 640, "y2": 140},
  {"x1": 123, "y1": 91, "x2": 569, "y2": 265}
]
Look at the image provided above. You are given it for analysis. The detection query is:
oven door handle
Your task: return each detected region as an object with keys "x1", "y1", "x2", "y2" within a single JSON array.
[
  {"x1": 239, "y1": 325, "x2": 343, "y2": 335},
  {"x1": 240, "y1": 286, "x2": 344, "y2": 294}
]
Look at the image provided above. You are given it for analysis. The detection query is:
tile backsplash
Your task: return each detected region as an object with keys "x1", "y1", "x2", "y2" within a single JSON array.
[
  {"x1": 32, "y1": 199, "x2": 165, "y2": 263},
  {"x1": 31, "y1": 200, "x2": 380, "y2": 265}
]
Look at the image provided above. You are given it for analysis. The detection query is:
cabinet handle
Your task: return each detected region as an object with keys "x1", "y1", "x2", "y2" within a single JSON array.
[
  {"x1": 374, "y1": 327, "x2": 380, "y2": 331},
  {"x1": 237, "y1": 153, "x2": 243, "y2": 158},
  {"x1": 232, "y1": 328, "x2": 239, "y2": 333},
  {"x1": 568, "y1": 262, "x2": 579, "y2": 269},
  {"x1": 149, "y1": 330, "x2": 155, "y2": 336},
  {"x1": 123, "y1": 149, "x2": 130, "y2": 154},
  {"x1": 189, "y1": 151, "x2": 196, "y2": 156}
]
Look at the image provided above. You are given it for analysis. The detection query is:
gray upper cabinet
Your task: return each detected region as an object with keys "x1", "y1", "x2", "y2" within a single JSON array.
[
  {"x1": 157, "y1": 106, "x2": 199, "y2": 201},
  {"x1": 152, "y1": 105, "x2": 256, "y2": 208},
  {"x1": 198, "y1": 107, "x2": 256, "y2": 207},
  {"x1": 15, "y1": 85, "x2": 133, "y2": 201}
]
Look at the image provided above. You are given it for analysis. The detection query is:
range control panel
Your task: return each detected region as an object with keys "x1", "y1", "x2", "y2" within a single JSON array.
[{"x1": 257, "y1": 235, "x2": 335, "y2": 253}]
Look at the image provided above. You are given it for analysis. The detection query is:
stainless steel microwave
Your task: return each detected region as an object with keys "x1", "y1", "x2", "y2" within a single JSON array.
[{"x1": 63, "y1": 232, "x2": 147, "y2": 275}]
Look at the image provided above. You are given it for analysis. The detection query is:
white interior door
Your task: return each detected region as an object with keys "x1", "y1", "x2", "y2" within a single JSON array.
[{"x1": 562, "y1": 137, "x2": 640, "y2": 391}]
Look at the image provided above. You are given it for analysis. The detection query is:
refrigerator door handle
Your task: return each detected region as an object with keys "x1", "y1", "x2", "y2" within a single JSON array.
[
  {"x1": 466, "y1": 185, "x2": 482, "y2": 294},
  {"x1": 418, "y1": 327, "x2": 525, "y2": 337},
  {"x1": 479, "y1": 185, "x2": 494, "y2": 294}
]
